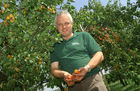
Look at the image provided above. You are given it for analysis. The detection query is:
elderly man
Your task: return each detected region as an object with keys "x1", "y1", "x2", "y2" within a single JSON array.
[{"x1": 50, "y1": 10, "x2": 107, "y2": 91}]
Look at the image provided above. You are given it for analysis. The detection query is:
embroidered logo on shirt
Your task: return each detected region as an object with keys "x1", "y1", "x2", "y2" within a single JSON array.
[{"x1": 72, "y1": 42, "x2": 80, "y2": 46}]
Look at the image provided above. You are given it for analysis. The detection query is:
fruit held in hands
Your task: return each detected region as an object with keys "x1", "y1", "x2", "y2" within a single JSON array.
[
  {"x1": 67, "y1": 75, "x2": 74, "y2": 80},
  {"x1": 67, "y1": 75, "x2": 75, "y2": 86},
  {"x1": 74, "y1": 69, "x2": 81, "y2": 80},
  {"x1": 74, "y1": 69, "x2": 80, "y2": 74}
]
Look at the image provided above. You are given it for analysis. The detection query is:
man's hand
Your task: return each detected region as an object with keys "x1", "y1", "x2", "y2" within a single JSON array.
[
  {"x1": 64, "y1": 72, "x2": 75, "y2": 86},
  {"x1": 73, "y1": 67, "x2": 88, "y2": 82}
]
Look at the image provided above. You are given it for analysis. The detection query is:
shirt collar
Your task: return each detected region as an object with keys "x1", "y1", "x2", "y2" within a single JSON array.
[{"x1": 62, "y1": 32, "x2": 77, "y2": 42}]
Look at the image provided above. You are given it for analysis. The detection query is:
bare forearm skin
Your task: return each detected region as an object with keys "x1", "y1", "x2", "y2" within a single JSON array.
[{"x1": 87, "y1": 51, "x2": 104, "y2": 71}]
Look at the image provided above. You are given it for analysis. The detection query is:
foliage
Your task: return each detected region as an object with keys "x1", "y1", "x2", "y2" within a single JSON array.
[
  {"x1": 0, "y1": 0, "x2": 64, "y2": 90},
  {"x1": 109, "y1": 80, "x2": 140, "y2": 91},
  {"x1": 0, "y1": 0, "x2": 140, "y2": 90}
]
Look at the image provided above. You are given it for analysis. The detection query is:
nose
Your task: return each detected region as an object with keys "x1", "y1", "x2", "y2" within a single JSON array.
[{"x1": 62, "y1": 24, "x2": 66, "y2": 29}]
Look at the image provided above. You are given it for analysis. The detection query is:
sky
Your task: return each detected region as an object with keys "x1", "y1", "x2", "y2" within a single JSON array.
[{"x1": 69, "y1": 0, "x2": 137, "y2": 10}]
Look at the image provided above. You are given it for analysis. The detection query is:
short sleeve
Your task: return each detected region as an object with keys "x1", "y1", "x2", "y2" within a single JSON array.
[
  {"x1": 50, "y1": 51, "x2": 58, "y2": 63},
  {"x1": 83, "y1": 32, "x2": 102, "y2": 56}
]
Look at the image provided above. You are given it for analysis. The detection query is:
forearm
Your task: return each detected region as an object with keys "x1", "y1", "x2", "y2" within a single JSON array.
[
  {"x1": 86, "y1": 51, "x2": 104, "y2": 71},
  {"x1": 51, "y1": 69, "x2": 66, "y2": 78},
  {"x1": 51, "y1": 62, "x2": 67, "y2": 78}
]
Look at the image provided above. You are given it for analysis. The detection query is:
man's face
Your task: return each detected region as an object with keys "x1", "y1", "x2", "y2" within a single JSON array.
[{"x1": 56, "y1": 14, "x2": 73, "y2": 38}]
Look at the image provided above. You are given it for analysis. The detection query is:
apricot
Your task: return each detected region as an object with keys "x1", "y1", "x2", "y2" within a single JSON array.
[
  {"x1": 74, "y1": 69, "x2": 81, "y2": 80},
  {"x1": 67, "y1": 75, "x2": 75, "y2": 86},
  {"x1": 4, "y1": 4, "x2": 8, "y2": 8},
  {"x1": 1, "y1": 10, "x2": 4, "y2": 14},
  {"x1": 74, "y1": 69, "x2": 80, "y2": 74},
  {"x1": 67, "y1": 75, "x2": 74, "y2": 80}
]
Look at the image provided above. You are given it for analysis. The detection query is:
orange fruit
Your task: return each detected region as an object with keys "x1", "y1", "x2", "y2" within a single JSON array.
[
  {"x1": 48, "y1": 8, "x2": 55, "y2": 13},
  {"x1": 41, "y1": 6, "x2": 46, "y2": 10},
  {"x1": 10, "y1": 19, "x2": 14, "y2": 23},
  {"x1": 12, "y1": 17, "x2": 15, "y2": 20},
  {"x1": 9, "y1": 14, "x2": 13, "y2": 18},
  {"x1": 1, "y1": 10, "x2": 4, "y2": 14},
  {"x1": 8, "y1": 54, "x2": 13, "y2": 58},
  {"x1": 38, "y1": 61, "x2": 42, "y2": 64},
  {"x1": 74, "y1": 69, "x2": 80, "y2": 74},
  {"x1": 67, "y1": 75, "x2": 74, "y2": 80},
  {"x1": 67, "y1": 75, "x2": 75, "y2": 86},
  {"x1": 74, "y1": 69, "x2": 81, "y2": 80},
  {"x1": 23, "y1": 9, "x2": 26, "y2": 14},
  {"x1": 6, "y1": 16, "x2": 10, "y2": 20},
  {"x1": 4, "y1": 4, "x2": 8, "y2": 8}
]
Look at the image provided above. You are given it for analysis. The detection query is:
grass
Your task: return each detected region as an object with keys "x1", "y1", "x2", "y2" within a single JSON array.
[{"x1": 109, "y1": 81, "x2": 140, "y2": 91}]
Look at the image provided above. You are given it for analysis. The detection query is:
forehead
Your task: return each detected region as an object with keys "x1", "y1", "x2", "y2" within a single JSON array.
[{"x1": 56, "y1": 14, "x2": 71, "y2": 23}]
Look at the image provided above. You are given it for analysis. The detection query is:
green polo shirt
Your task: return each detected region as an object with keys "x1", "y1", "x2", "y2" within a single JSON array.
[{"x1": 50, "y1": 32, "x2": 102, "y2": 78}]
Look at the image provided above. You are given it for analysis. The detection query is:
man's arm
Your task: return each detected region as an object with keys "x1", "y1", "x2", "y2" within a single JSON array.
[
  {"x1": 85, "y1": 51, "x2": 104, "y2": 72},
  {"x1": 51, "y1": 62, "x2": 75, "y2": 86},
  {"x1": 51, "y1": 62, "x2": 71, "y2": 78},
  {"x1": 73, "y1": 51, "x2": 104, "y2": 82}
]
